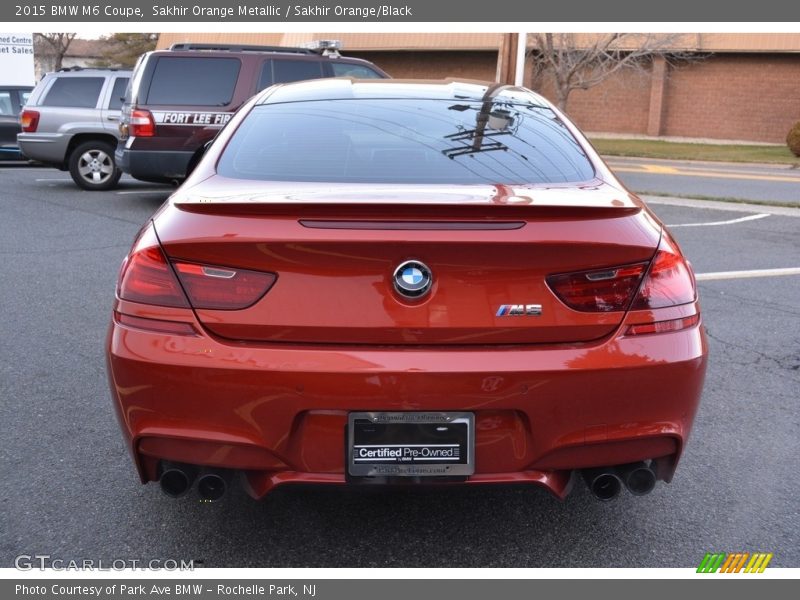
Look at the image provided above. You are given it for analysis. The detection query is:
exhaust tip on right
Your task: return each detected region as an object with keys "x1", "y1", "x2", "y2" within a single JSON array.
[{"x1": 197, "y1": 473, "x2": 227, "y2": 502}]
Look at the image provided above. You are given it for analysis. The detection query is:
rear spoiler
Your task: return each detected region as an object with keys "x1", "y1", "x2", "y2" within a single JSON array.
[{"x1": 172, "y1": 201, "x2": 642, "y2": 221}]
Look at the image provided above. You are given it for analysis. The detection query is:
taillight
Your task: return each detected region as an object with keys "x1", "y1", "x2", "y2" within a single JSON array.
[
  {"x1": 547, "y1": 263, "x2": 648, "y2": 312},
  {"x1": 20, "y1": 110, "x2": 39, "y2": 133},
  {"x1": 172, "y1": 262, "x2": 276, "y2": 310},
  {"x1": 117, "y1": 225, "x2": 276, "y2": 310},
  {"x1": 630, "y1": 234, "x2": 696, "y2": 310},
  {"x1": 547, "y1": 233, "x2": 697, "y2": 318},
  {"x1": 129, "y1": 109, "x2": 155, "y2": 137},
  {"x1": 118, "y1": 225, "x2": 189, "y2": 308}
]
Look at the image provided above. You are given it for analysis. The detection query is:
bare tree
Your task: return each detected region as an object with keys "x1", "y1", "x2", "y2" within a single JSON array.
[
  {"x1": 34, "y1": 33, "x2": 77, "y2": 71},
  {"x1": 529, "y1": 33, "x2": 697, "y2": 111}
]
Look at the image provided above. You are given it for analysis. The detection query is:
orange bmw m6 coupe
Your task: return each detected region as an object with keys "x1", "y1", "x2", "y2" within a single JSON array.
[{"x1": 106, "y1": 79, "x2": 707, "y2": 503}]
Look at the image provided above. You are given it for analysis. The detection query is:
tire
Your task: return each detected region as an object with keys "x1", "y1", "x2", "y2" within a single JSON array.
[{"x1": 68, "y1": 140, "x2": 122, "y2": 191}]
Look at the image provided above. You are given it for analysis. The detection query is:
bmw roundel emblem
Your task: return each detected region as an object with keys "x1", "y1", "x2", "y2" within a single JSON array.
[{"x1": 393, "y1": 260, "x2": 433, "y2": 298}]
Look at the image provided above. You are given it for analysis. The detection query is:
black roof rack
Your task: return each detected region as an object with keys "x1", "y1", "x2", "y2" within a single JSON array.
[
  {"x1": 168, "y1": 43, "x2": 318, "y2": 55},
  {"x1": 56, "y1": 66, "x2": 122, "y2": 72}
]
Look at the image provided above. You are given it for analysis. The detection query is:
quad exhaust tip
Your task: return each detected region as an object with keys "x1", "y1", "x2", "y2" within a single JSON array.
[{"x1": 160, "y1": 461, "x2": 654, "y2": 502}]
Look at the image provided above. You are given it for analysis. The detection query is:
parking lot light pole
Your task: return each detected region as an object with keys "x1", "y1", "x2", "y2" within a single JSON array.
[
  {"x1": 496, "y1": 33, "x2": 516, "y2": 84},
  {"x1": 515, "y1": 32, "x2": 527, "y2": 86},
  {"x1": 497, "y1": 33, "x2": 527, "y2": 87}
]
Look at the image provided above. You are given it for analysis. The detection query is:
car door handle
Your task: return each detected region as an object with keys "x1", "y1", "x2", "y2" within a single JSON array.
[{"x1": 107, "y1": 115, "x2": 119, "y2": 121}]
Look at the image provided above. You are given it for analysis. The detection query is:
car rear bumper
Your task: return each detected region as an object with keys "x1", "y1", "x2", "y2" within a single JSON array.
[
  {"x1": 116, "y1": 143, "x2": 193, "y2": 183},
  {"x1": 17, "y1": 132, "x2": 70, "y2": 166},
  {"x1": 106, "y1": 299, "x2": 707, "y2": 500}
]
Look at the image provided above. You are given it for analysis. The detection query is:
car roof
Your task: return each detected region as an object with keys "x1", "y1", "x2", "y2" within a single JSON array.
[
  {"x1": 150, "y1": 47, "x2": 375, "y2": 64},
  {"x1": 256, "y1": 78, "x2": 550, "y2": 106}
]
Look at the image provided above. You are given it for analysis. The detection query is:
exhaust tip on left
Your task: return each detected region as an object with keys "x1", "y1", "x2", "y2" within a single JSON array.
[{"x1": 582, "y1": 469, "x2": 623, "y2": 501}]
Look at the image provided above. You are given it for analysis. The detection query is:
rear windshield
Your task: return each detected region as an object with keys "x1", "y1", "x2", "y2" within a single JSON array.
[
  {"x1": 146, "y1": 57, "x2": 240, "y2": 106},
  {"x1": 217, "y1": 99, "x2": 595, "y2": 185},
  {"x1": 42, "y1": 77, "x2": 104, "y2": 108}
]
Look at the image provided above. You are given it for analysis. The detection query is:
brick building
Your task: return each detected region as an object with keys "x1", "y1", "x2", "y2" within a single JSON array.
[{"x1": 156, "y1": 32, "x2": 800, "y2": 143}]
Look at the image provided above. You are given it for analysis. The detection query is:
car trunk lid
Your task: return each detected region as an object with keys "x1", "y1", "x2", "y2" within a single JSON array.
[{"x1": 154, "y1": 179, "x2": 660, "y2": 345}]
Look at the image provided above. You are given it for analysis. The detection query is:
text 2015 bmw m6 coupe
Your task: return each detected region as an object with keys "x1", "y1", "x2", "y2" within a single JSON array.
[{"x1": 106, "y1": 79, "x2": 707, "y2": 503}]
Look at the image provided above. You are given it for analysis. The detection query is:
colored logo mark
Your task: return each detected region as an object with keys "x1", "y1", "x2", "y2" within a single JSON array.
[
  {"x1": 401, "y1": 267, "x2": 424, "y2": 285},
  {"x1": 697, "y1": 552, "x2": 773, "y2": 573},
  {"x1": 393, "y1": 260, "x2": 432, "y2": 298}
]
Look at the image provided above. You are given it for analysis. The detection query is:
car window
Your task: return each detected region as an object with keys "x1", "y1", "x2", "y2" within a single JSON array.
[
  {"x1": 258, "y1": 60, "x2": 326, "y2": 92},
  {"x1": 146, "y1": 57, "x2": 240, "y2": 106},
  {"x1": 41, "y1": 77, "x2": 104, "y2": 108},
  {"x1": 108, "y1": 77, "x2": 129, "y2": 110},
  {"x1": 19, "y1": 91, "x2": 31, "y2": 106},
  {"x1": 331, "y1": 63, "x2": 383, "y2": 79},
  {"x1": 0, "y1": 91, "x2": 13, "y2": 115},
  {"x1": 218, "y1": 99, "x2": 595, "y2": 185},
  {"x1": 272, "y1": 60, "x2": 323, "y2": 84}
]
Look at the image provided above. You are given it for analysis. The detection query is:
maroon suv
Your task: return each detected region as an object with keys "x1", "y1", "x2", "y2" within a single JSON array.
[{"x1": 116, "y1": 42, "x2": 388, "y2": 184}]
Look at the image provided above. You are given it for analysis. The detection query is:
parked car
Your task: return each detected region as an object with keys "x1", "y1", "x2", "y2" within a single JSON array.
[
  {"x1": 0, "y1": 85, "x2": 32, "y2": 160},
  {"x1": 106, "y1": 79, "x2": 707, "y2": 503},
  {"x1": 17, "y1": 68, "x2": 131, "y2": 190},
  {"x1": 116, "y1": 42, "x2": 389, "y2": 185}
]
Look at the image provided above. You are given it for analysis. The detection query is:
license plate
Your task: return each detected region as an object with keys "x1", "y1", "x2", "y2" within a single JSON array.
[{"x1": 347, "y1": 412, "x2": 474, "y2": 477}]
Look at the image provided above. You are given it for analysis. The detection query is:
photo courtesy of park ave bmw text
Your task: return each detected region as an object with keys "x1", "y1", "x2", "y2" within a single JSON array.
[{"x1": 0, "y1": 0, "x2": 799, "y2": 594}]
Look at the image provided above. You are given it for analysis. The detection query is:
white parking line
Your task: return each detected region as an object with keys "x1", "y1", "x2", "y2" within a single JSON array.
[
  {"x1": 35, "y1": 178, "x2": 72, "y2": 182},
  {"x1": 696, "y1": 267, "x2": 800, "y2": 281},
  {"x1": 667, "y1": 213, "x2": 770, "y2": 228}
]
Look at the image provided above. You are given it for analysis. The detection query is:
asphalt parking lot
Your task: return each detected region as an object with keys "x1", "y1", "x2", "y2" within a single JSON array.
[{"x1": 1, "y1": 164, "x2": 798, "y2": 569}]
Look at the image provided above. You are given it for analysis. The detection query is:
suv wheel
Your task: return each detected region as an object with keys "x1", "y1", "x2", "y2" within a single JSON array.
[{"x1": 68, "y1": 141, "x2": 122, "y2": 191}]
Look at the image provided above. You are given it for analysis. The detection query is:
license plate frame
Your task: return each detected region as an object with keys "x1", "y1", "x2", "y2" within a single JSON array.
[{"x1": 347, "y1": 412, "x2": 475, "y2": 478}]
